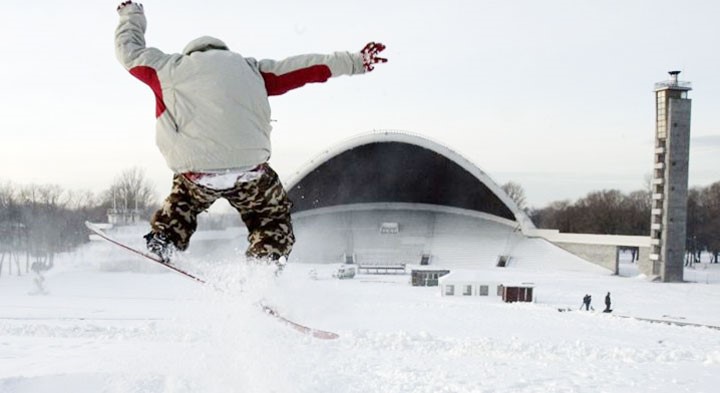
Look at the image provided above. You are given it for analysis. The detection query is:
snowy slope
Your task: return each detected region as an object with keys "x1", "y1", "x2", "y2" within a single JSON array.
[{"x1": 1, "y1": 245, "x2": 719, "y2": 393}]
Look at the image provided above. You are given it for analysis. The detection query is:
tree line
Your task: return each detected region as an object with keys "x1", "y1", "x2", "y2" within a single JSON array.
[
  {"x1": 0, "y1": 168, "x2": 157, "y2": 275},
  {"x1": 1, "y1": 172, "x2": 717, "y2": 275},
  {"x1": 686, "y1": 182, "x2": 720, "y2": 263},
  {"x1": 519, "y1": 181, "x2": 720, "y2": 263}
]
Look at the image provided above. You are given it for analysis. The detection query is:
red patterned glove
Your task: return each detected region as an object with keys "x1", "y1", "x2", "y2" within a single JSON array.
[
  {"x1": 117, "y1": 1, "x2": 141, "y2": 11},
  {"x1": 360, "y1": 42, "x2": 388, "y2": 72}
]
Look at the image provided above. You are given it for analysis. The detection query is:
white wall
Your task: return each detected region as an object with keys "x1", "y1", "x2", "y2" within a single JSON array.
[
  {"x1": 290, "y1": 207, "x2": 523, "y2": 268},
  {"x1": 440, "y1": 282, "x2": 502, "y2": 297}
]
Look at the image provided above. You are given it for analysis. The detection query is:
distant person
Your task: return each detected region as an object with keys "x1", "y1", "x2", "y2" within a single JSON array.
[
  {"x1": 114, "y1": 1, "x2": 387, "y2": 268},
  {"x1": 29, "y1": 258, "x2": 53, "y2": 296},
  {"x1": 581, "y1": 294, "x2": 593, "y2": 311},
  {"x1": 603, "y1": 292, "x2": 612, "y2": 313}
]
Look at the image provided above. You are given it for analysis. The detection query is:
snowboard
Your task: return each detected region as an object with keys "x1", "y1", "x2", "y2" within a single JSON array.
[
  {"x1": 84, "y1": 221, "x2": 339, "y2": 340},
  {"x1": 85, "y1": 221, "x2": 206, "y2": 283}
]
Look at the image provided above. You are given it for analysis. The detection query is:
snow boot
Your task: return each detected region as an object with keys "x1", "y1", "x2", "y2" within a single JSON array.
[
  {"x1": 246, "y1": 254, "x2": 287, "y2": 276},
  {"x1": 143, "y1": 232, "x2": 175, "y2": 263}
]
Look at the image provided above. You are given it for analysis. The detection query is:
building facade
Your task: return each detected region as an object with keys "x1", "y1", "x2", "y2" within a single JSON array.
[
  {"x1": 284, "y1": 131, "x2": 535, "y2": 267},
  {"x1": 644, "y1": 71, "x2": 692, "y2": 282}
]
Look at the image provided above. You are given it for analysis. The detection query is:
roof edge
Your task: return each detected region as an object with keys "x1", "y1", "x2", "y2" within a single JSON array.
[{"x1": 285, "y1": 130, "x2": 536, "y2": 233}]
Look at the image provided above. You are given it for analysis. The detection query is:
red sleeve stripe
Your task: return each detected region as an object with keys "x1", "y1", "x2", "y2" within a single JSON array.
[
  {"x1": 129, "y1": 66, "x2": 166, "y2": 118},
  {"x1": 261, "y1": 64, "x2": 332, "y2": 96}
]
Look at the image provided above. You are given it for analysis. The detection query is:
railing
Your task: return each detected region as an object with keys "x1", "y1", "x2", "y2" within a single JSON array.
[
  {"x1": 654, "y1": 80, "x2": 692, "y2": 90},
  {"x1": 357, "y1": 264, "x2": 406, "y2": 275}
]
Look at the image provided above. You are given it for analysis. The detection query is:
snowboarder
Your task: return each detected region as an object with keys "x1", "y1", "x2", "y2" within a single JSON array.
[
  {"x1": 581, "y1": 294, "x2": 593, "y2": 311},
  {"x1": 603, "y1": 292, "x2": 612, "y2": 313},
  {"x1": 114, "y1": 1, "x2": 387, "y2": 266}
]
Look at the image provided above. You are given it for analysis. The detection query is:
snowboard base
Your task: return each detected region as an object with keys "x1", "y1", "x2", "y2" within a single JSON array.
[{"x1": 85, "y1": 221, "x2": 339, "y2": 340}]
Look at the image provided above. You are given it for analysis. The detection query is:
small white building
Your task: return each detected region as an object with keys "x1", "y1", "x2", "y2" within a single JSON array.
[{"x1": 438, "y1": 271, "x2": 502, "y2": 298}]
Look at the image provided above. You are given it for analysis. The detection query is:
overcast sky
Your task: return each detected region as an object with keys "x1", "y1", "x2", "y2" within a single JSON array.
[{"x1": 1, "y1": 0, "x2": 718, "y2": 208}]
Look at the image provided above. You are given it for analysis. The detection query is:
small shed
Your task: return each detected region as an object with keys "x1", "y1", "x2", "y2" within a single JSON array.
[
  {"x1": 501, "y1": 285, "x2": 534, "y2": 303},
  {"x1": 411, "y1": 269, "x2": 450, "y2": 287},
  {"x1": 437, "y1": 271, "x2": 502, "y2": 297}
]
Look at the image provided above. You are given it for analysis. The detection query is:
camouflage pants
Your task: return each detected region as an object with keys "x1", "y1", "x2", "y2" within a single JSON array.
[{"x1": 150, "y1": 163, "x2": 294, "y2": 260}]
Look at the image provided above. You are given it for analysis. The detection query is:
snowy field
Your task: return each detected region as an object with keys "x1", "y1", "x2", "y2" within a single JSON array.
[{"x1": 1, "y1": 246, "x2": 720, "y2": 393}]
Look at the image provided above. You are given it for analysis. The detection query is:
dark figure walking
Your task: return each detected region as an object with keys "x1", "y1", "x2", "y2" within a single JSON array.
[
  {"x1": 581, "y1": 294, "x2": 593, "y2": 311},
  {"x1": 603, "y1": 292, "x2": 612, "y2": 313}
]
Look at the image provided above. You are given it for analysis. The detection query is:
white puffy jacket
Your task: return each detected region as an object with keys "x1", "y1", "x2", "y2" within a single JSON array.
[{"x1": 115, "y1": 3, "x2": 366, "y2": 173}]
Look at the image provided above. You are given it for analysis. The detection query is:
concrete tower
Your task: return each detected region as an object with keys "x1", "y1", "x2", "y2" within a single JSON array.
[{"x1": 647, "y1": 71, "x2": 692, "y2": 282}]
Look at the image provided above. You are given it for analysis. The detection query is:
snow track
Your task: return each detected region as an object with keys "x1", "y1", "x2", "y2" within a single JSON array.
[{"x1": 1, "y1": 262, "x2": 719, "y2": 392}]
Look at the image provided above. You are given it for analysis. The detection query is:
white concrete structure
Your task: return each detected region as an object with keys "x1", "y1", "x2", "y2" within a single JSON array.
[
  {"x1": 285, "y1": 131, "x2": 539, "y2": 267},
  {"x1": 284, "y1": 131, "x2": 655, "y2": 273},
  {"x1": 527, "y1": 229, "x2": 651, "y2": 274},
  {"x1": 438, "y1": 270, "x2": 502, "y2": 297},
  {"x1": 286, "y1": 131, "x2": 535, "y2": 232},
  {"x1": 647, "y1": 71, "x2": 693, "y2": 282}
]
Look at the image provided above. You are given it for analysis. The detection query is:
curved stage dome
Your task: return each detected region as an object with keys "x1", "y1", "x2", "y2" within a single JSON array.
[{"x1": 285, "y1": 131, "x2": 536, "y2": 267}]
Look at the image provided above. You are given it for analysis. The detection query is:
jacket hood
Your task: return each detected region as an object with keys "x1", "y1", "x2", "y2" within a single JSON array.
[{"x1": 182, "y1": 36, "x2": 229, "y2": 55}]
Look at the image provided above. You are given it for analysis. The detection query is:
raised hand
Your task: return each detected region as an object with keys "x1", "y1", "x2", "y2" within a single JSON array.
[{"x1": 360, "y1": 42, "x2": 388, "y2": 72}]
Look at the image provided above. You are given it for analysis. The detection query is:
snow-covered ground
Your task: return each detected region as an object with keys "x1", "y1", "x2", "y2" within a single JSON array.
[{"x1": 1, "y1": 245, "x2": 719, "y2": 393}]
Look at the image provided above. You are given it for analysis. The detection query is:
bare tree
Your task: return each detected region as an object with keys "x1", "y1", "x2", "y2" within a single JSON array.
[
  {"x1": 501, "y1": 181, "x2": 528, "y2": 211},
  {"x1": 20, "y1": 184, "x2": 69, "y2": 261},
  {"x1": 65, "y1": 189, "x2": 97, "y2": 211},
  {"x1": 573, "y1": 190, "x2": 626, "y2": 234},
  {"x1": 531, "y1": 189, "x2": 649, "y2": 235},
  {"x1": 686, "y1": 187, "x2": 702, "y2": 264},
  {"x1": 0, "y1": 182, "x2": 23, "y2": 275},
  {"x1": 103, "y1": 167, "x2": 157, "y2": 212},
  {"x1": 529, "y1": 200, "x2": 575, "y2": 232},
  {"x1": 622, "y1": 190, "x2": 651, "y2": 235},
  {"x1": 0, "y1": 182, "x2": 16, "y2": 210},
  {"x1": 697, "y1": 181, "x2": 720, "y2": 263}
]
